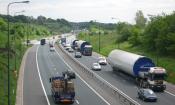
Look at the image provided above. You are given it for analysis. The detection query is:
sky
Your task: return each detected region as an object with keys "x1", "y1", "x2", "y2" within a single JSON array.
[{"x1": 0, "y1": 0, "x2": 175, "y2": 23}]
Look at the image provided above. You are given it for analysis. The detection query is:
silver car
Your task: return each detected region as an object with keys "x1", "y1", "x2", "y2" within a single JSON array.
[
  {"x1": 92, "y1": 63, "x2": 101, "y2": 71},
  {"x1": 98, "y1": 57, "x2": 107, "y2": 65},
  {"x1": 138, "y1": 88, "x2": 157, "y2": 102}
]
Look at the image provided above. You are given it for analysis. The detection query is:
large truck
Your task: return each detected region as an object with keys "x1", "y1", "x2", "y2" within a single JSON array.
[
  {"x1": 49, "y1": 71, "x2": 76, "y2": 104},
  {"x1": 74, "y1": 40, "x2": 92, "y2": 56},
  {"x1": 40, "y1": 39, "x2": 46, "y2": 45},
  {"x1": 107, "y1": 49, "x2": 166, "y2": 91}
]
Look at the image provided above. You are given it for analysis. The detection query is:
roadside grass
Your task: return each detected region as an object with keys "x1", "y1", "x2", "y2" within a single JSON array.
[
  {"x1": 0, "y1": 41, "x2": 28, "y2": 105},
  {"x1": 78, "y1": 33, "x2": 175, "y2": 84}
]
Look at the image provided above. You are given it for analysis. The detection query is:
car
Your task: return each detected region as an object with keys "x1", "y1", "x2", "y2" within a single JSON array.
[
  {"x1": 98, "y1": 57, "x2": 107, "y2": 65},
  {"x1": 138, "y1": 88, "x2": 157, "y2": 102},
  {"x1": 50, "y1": 46, "x2": 55, "y2": 52},
  {"x1": 62, "y1": 42, "x2": 66, "y2": 47},
  {"x1": 74, "y1": 51, "x2": 82, "y2": 58},
  {"x1": 65, "y1": 46, "x2": 71, "y2": 50},
  {"x1": 68, "y1": 48, "x2": 74, "y2": 52},
  {"x1": 92, "y1": 63, "x2": 101, "y2": 71}
]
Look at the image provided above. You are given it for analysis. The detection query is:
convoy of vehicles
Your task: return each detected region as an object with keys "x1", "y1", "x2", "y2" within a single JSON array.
[
  {"x1": 108, "y1": 49, "x2": 167, "y2": 92},
  {"x1": 72, "y1": 40, "x2": 92, "y2": 56},
  {"x1": 50, "y1": 71, "x2": 76, "y2": 104},
  {"x1": 138, "y1": 88, "x2": 157, "y2": 102},
  {"x1": 46, "y1": 34, "x2": 170, "y2": 103}
]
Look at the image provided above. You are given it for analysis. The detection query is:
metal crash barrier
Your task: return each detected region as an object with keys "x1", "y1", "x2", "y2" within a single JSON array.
[{"x1": 57, "y1": 44, "x2": 140, "y2": 105}]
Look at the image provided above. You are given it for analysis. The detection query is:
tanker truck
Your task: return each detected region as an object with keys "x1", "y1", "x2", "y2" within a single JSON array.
[
  {"x1": 107, "y1": 49, "x2": 166, "y2": 92},
  {"x1": 75, "y1": 40, "x2": 92, "y2": 56}
]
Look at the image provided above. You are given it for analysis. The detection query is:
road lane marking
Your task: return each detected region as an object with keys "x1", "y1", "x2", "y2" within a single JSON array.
[
  {"x1": 55, "y1": 47, "x2": 111, "y2": 105},
  {"x1": 36, "y1": 46, "x2": 50, "y2": 105},
  {"x1": 165, "y1": 91, "x2": 175, "y2": 97},
  {"x1": 59, "y1": 45, "x2": 140, "y2": 105},
  {"x1": 75, "y1": 100, "x2": 79, "y2": 104}
]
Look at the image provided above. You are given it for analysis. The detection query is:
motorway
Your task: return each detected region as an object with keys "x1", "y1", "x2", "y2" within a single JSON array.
[
  {"x1": 23, "y1": 45, "x2": 109, "y2": 105},
  {"x1": 64, "y1": 43, "x2": 175, "y2": 105}
]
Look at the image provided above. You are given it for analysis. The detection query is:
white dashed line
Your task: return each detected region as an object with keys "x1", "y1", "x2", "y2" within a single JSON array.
[{"x1": 165, "y1": 91, "x2": 175, "y2": 97}]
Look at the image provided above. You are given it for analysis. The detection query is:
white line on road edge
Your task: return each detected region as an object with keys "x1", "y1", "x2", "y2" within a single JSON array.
[
  {"x1": 165, "y1": 91, "x2": 175, "y2": 97},
  {"x1": 55, "y1": 47, "x2": 111, "y2": 105},
  {"x1": 36, "y1": 46, "x2": 50, "y2": 105}
]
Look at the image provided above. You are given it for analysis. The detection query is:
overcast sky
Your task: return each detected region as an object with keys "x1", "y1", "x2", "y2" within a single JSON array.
[{"x1": 0, "y1": 0, "x2": 175, "y2": 23}]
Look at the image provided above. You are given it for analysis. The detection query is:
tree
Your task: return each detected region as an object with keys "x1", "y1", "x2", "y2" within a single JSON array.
[
  {"x1": 128, "y1": 27, "x2": 142, "y2": 46},
  {"x1": 135, "y1": 10, "x2": 147, "y2": 28},
  {"x1": 116, "y1": 22, "x2": 132, "y2": 43}
]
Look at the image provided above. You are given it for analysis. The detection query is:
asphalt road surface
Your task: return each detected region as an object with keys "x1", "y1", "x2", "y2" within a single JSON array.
[
  {"x1": 23, "y1": 45, "x2": 108, "y2": 105},
  {"x1": 65, "y1": 44, "x2": 175, "y2": 105}
]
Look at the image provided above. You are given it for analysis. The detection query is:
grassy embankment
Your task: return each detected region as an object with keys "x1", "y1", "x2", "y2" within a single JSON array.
[
  {"x1": 0, "y1": 43, "x2": 28, "y2": 105},
  {"x1": 78, "y1": 33, "x2": 175, "y2": 84}
]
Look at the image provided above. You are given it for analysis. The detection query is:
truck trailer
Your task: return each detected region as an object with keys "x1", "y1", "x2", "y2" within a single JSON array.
[
  {"x1": 49, "y1": 71, "x2": 76, "y2": 104},
  {"x1": 74, "y1": 40, "x2": 92, "y2": 56},
  {"x1": 107, "y1": 49, "x2": 166, "y2": 91}
]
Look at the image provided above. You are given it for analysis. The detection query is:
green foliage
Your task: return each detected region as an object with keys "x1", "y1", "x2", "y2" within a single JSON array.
[
  {"x1": 128, "y1": 27, "x2": 142, "y2": 46},
  {"x1": 135, "y1": 10, "x2": 147, "y2": 28},
  {"x1": 78, "y1": 12, "x2": 175, "y2": 84},
  {"x1": 0, "y1": 15, "x2": 51, "y2": 105},
  {"x1": 142, "y1": 13, "x2": 175, "y2": 55},
  {"x1": 116, "y1": 22, "x2": 132, "y2": 43}
]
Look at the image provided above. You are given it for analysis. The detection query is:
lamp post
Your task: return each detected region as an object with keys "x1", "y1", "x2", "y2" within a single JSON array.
[
  {"x1": 14, "y1": 10, "x2": 25, "y2": 72},
  {"x1": 94, "y1": 20, "x2": 101, "y2": 53},
  {"x1": 111, "y1": 17, "x2": 120, "y2": 49},
  {"x1": 7, "y1": 1, "x2": 29, "y2": 105}
]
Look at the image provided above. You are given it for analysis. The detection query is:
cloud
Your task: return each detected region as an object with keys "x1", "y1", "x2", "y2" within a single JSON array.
[{"x1": 0, "y1": 0, "x2": 175, "y2": 23}]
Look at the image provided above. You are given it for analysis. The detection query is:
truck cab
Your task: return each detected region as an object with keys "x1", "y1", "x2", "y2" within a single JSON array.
[
  {"x1": 83, "y1": 45, "x2": 92, "y2": 56},
  {"x1": 138, "y1": 67, "x2": 166, "y2": 91},
  {"x1": 147, "y1": 67, "x2": 166, "y2": 91}
]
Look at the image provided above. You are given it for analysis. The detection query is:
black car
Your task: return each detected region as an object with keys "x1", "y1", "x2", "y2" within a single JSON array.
[
  {"x1": 138, "y1": 88, "x2": 157, "y2": 102},
  {"x1": 74, "y1": 52, "x2": 82, "y2": 58}
]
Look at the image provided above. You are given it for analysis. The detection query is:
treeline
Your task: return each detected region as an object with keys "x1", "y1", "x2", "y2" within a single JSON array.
[
  {"x1": 0, "y1": 15, "x2": 51, "y2": 105},
  {"x1": 0, "y1": 14, "x2": 72, "y2": 34},
  {"x1": 115, "y1": 11, "x2": 175, "y2": 56}
]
